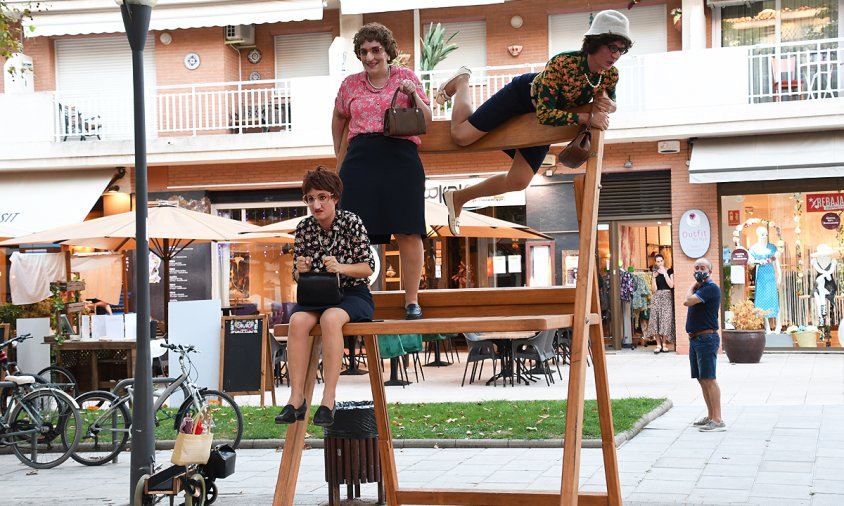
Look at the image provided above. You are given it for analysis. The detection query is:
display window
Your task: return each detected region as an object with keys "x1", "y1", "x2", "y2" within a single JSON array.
[{"x1": 721, "y1": 191, "x2": 844, "y2": 348}]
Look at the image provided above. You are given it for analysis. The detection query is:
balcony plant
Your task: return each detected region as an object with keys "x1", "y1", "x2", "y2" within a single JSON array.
[
  {"x1": 721, "y1": 300, "x2": 767, "y2": 363},
  {"x1": 786, "y1": 324, "x2": 819, "y2": 348},
  {"x1": 670, "y1": 8, "x2": 682, "y2": 32}
]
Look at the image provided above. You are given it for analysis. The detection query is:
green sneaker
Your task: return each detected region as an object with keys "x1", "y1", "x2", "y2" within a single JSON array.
[
  {"x1": 698, "y1": 420, "x2": 726, "y2": 432},
  {"x1": 691, "y1": 416, "x2": 710, "y2": 426}
]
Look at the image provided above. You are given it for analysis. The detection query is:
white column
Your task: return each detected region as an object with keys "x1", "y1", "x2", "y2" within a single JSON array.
[
  {"x1": 329, "y1": 14, "x2": 364, "y2": 77},
  {"x1": 414, "y1": 9, "x2": 421, "y2": 72},
  {"x1": 681, "y1": 0, "x2": 707, "y2": 51}
]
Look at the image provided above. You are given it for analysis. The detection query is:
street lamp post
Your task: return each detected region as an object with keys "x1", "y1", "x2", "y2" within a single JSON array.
[{"x1": 118, "y1": 1, "x2": 156, "y2": 503}]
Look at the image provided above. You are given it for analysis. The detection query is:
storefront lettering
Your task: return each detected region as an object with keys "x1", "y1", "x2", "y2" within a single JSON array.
[
  {"x1": 0, "y1": 212, "x2": 21, "y2": 223},
  {"x1": 678, "y1": 209, "x2": 711, "y2": 258},
  {"x1": 806, "y1": 193, "x2": 844, "y2": 213}
]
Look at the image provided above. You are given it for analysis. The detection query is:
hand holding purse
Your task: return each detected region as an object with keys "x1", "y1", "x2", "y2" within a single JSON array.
[
  {"x1": 557, "y1": 115, "x2": 592, "y2": 169},
  {"x1": 383, "y1": 88, "x2": 426, "y2": 137},
  {"x1": 296, "y1": 271, "x2": 343, "y2": 307}
]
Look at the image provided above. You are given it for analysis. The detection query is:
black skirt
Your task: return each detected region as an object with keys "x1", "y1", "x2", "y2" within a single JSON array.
[
  {"x1": 290, "y1": 284, "x2": 374, "y2": 322},
  {"x1": 339, "y1": 134, "x2": 426, "y2": 244}
]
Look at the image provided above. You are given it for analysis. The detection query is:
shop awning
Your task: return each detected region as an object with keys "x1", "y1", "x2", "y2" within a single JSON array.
[
  {"x1": 689, "y1": 131, "x2": 844, "y2": 184},
  {"x1": 0, "y1": 169, "x2": 114, "y2": 238},
  {"x1": 340, "y1": 0, "x2": 507, "y2": 14},
  {"x1": 21, "y1": 0, "x2": 323, "y2": 38}
]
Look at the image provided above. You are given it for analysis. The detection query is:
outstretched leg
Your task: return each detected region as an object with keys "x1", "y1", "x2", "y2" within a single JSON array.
[
  {"x1": 449, "y1": 151, "x2": 535, "y2": 215},
  {"x1": 446, "y1": 73, "x2": 486, "y2": 147}
]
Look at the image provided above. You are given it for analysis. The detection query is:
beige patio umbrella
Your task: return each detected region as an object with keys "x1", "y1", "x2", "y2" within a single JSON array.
[
  {"x1": 244, "y1": 201, "x2": 551, "y2": 240},
  {"x1": 0, "y1": 201, "x2": 291, "y2": 322}
]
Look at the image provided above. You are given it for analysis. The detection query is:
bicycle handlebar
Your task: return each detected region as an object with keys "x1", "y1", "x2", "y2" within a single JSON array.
[
  {"x1": 0, "y1": 333, "x2": 32, "y2": 349},
  {"x1": 160, "y1": 343, "x2": 197, "y2": 354}
]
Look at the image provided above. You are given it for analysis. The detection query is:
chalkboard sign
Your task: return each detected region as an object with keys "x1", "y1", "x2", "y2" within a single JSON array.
[{"x1": 220, "y1": 316, "x2": 268, "y2": 397}]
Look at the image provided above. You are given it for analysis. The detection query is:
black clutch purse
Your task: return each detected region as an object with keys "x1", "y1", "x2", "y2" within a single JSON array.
[
  {"x1": 296, "y1": 271, "x2": 343, "y2": 307},
  {"x1": 383, "y1": 88, "x2": 426, "y2": 137}
]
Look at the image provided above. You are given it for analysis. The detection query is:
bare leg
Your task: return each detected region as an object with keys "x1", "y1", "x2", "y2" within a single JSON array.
[
  {"x1": 318, "y1": 308, "x2": 351, "y2": 408},
  {"x1": 285, "y1": 311, "x2": 319, "y2": 406},
  {"x1": 698, "y1": 378, "x2": 722, "y2": 423},
  {"x1": 448, "y1": 74, "x2": 486, "y2": 146},
  {"x1": 451, "y1": 152, "x2": 535, "y2": 213},
  {"x1": 396, "y1": 234, "x2": 424, "y2": 305}
]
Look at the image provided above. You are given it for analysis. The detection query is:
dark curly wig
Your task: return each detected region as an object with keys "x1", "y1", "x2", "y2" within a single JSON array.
[
  {"x1": 582, "y1": 34, "x2": 633, "y2": 54},
  {"x1": 302, "y1": 166, "x2": 343, "y2": 200},
  {"x1": 353, "y1": 22, "x2": 399, "y2": 63}
]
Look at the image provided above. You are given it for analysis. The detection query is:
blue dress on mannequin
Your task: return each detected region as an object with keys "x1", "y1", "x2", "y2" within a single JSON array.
[{"x1": 751, "y1": 243, "x2": 779, "y2": 317}]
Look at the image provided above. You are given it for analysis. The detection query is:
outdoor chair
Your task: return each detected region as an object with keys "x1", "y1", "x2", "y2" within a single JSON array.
[
  {"x1": 461, "y1": 333, "x2": 498, "y2": 387},
  {"x1": 554, "y1": 328, "x2": 591, "y2": 367},
  {"x1": 398, "y1": 334, "x2": 425, "y2": 382},
  {"x1": 270, "y1": 336, "x2": 289, "y2": 387},
  {"x1": 770, "y1": 55, "x2": 804, "y2": 101},
  {"x1": 377, "y1": 334, "x2": 409, "y2": 388},
  {"x1": 58, "y1": 103, "x2": 102, "y2": 141},
  {"x1": 512, "y1": 329, "x2": 560, "y2": 386}
]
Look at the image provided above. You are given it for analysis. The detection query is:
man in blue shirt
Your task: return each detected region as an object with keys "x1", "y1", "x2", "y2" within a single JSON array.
[{"x1": 683, "y1": 257, "x2": 725, "y2": 432}]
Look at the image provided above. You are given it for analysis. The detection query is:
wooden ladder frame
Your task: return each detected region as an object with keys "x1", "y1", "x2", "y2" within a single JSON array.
[{"x1": 273, "y1": 110, "x2": 620, "y2": 506}]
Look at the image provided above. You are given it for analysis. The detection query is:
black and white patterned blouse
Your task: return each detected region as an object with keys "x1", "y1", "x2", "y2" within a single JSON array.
[{"x1": 293, "y1": 209, "x2": 375, "y2": 288}]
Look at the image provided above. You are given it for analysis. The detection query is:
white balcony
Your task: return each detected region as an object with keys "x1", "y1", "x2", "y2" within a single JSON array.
[{"x1": 1, "y1": 38, "x2": 843, "y2": 170}]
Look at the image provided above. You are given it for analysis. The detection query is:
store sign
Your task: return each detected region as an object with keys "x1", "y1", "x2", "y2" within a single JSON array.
[
  {"x1": 678, "y1": 209, "x2": 711, "y2": 258},
  {"x1": 727, "y1": 210, "x2": 740, "y2": 226},
  {"x1": 821, "y1": 212, "x2": 841, "y2": 230},
  {"x1": 806, "y1": 193, "x2": 844, "y2": 213},
  {"x1": 730, "y1": 248, "x2": 749, "y2": 266}
]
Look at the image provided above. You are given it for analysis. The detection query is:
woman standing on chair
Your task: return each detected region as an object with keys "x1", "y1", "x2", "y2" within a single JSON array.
[
  {"x1": 276, "y1": 167, "x2": 375, "y2": 427},
  {"x1": 332, "y1": 22, "x2": 432, "y2": 319},
  {"x1": 439, "y1": 10, "x2": 633, "y2": 235}
]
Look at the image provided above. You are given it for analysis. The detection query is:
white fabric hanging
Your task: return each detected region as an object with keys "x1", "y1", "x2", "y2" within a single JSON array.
[
  {"x1": 71, "y1": 253, "x2": 122, "y2": 305},
  {"x1": 9, "y1": 252, "x2": 67, "y2": 304}
]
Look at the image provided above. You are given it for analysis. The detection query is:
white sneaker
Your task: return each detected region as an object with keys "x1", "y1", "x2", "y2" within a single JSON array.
[
  {"x1": 443, "y1": 189, "x2": 460, "y2": 235},
  {"x1": 698, "y1": 420, "x2": 726, "y2": 432},
  {"x1": 435, "y1": 66, "x2": 472, "y2": 105}
]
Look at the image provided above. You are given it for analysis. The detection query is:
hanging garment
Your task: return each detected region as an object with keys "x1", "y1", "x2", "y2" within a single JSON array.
[
  {"x1": 631, "y1": 272, "x2": 653, "y2": 311},
  {"x1": 72, "y1": 254, "x2": 123, "y2": 306},
  {"x1": 10, "y1": 252, "x2": 67, "y2": 304},
  {"x1": 751, "y1": 243, "x2": 779, "y2": 318},
  {"x1": 619, "y1": 270, "x2": 636, "y2": 302}
]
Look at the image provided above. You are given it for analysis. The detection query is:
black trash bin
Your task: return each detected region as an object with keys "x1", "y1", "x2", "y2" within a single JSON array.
[{"x1": 323, "y1": 401, "x2": 384, "y2": 505}]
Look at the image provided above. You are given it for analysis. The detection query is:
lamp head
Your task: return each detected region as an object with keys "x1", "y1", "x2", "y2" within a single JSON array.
[{"x1": 623, "y1": 157, "x2": 633, "y2": 169}]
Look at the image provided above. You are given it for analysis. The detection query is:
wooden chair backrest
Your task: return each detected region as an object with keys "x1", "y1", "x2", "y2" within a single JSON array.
[{"x1": 372, "y1": 286, "x2": 576, "y2": 320}]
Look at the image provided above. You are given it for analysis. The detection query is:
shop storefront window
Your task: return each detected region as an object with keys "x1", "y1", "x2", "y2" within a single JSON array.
[{"x1": 721, "y1": 191, "x2": 844, "y2": 347}]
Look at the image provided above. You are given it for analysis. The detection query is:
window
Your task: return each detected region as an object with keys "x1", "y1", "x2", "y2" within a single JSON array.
[
  {"x1": 549, "y1": 5, "x2": 667, "y2": 57},
  {"x1": 274, "y1": 32, "x2": 333, "y2": 79},
  {"x1": 425, "y1": 21, "x2": 487, "y2": 69},
  {"x1": 719, "y1": 0, "x2": 839, "y2": 47}
]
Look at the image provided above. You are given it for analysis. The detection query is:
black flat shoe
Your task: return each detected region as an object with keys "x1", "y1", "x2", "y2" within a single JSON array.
[
  {"x1": 275, "y1": 400, "x2": 307, "y2": 424},
  {"x1": 312, "y1": 404, "x2": 336, "y2": 427},
  {"x1": 405, "y1": 303, "x2": 423, "y2": 320}
]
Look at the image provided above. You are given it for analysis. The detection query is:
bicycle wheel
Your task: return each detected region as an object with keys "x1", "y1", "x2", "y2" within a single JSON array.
[
  {"x1": 175, "y1": 389, "x2": 243, "y2": 449},
  {"x1": 184, "y1": 474, "x2": 206, "y2": 506},
  {"x1": 37, "y1": 365, "x2": 78, "y2": 398},
  {"x1": 8, "y1": 388, "x2": 82, "y2": 469},
  {"x1": 72, "y1": 390, "x2": 131, "y2": 466}
]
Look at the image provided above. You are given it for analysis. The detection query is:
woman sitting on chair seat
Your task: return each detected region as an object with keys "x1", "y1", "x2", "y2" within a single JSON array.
[{"x1": 439, "y1": 9, "x2": 633, "y2": 235}]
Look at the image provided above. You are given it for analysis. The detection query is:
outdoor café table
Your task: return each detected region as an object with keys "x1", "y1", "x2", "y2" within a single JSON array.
[
  {"x1": 475, "y1": 331, "x2": 538, "y2": 386},
  {"x1": 44, "y1": 336, "x2": 136, "y2": 392}
]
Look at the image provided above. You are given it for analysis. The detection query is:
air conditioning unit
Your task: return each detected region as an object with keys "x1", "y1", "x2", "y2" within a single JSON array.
[
  {"x1": 706, "y1": 0, "x2": 751, "y2": 7},
  {"x1": 224, "y1": 25, "x2": 255, "y2": 46},
  {"x1": 657, "y1": 140, "x2": 681, "y2": 154}
]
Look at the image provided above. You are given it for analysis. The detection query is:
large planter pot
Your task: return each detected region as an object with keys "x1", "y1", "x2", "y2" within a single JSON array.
[
  {"x1": 721, "y1": 329, "x2": 765, "y2": 363},
  {"x1": 793, "y1": 331, "x2": 819, "y2": 348}
]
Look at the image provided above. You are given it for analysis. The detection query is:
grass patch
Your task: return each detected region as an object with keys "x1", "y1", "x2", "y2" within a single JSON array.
[{"x1": 172, "y1": 398, "x2": 663, "y2": 441}]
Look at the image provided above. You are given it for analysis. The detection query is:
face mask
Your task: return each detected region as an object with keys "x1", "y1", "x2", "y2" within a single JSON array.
[{"x1": 694, "y1": 271, "x2": 709, "y2": 283}]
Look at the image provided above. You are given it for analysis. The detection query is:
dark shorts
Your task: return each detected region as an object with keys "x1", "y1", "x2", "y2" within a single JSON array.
[
  {"x1": 290, "y1": 284, "x2": 375, "y2": 322},
  {"x1": 467, "y1": 72, "x2": 549, "y2": 173},
  {"x1": 689, "y1": 333, "x2": 719, "y2": 379}
]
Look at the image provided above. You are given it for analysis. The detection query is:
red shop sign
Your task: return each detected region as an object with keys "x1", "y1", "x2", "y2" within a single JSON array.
[
  {"x1": 727, "y1": 210, "x2": 740, "y2": 226},
  {"x1": 821, "y1": 212, "x2": 841, "y2": 230},
  {"x1": 806, "y1": 193, "x2": 844, "y2": 213},
  {"x1": 730, "y1": 248, "x2": 749, "y2": 266}
]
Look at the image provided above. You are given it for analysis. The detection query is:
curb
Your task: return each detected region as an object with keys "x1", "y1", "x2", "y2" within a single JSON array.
[{"x1": 149, "y1": 399, "x2": 673, "y2": 451}]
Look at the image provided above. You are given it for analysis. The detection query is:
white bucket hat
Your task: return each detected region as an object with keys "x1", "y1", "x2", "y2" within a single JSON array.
[
  {"x1": 584, "y1": 10, "x2": 633, "y2": 43},
  {"x1": 811, "y1": 243, "x2": 837, "y2": 258}
]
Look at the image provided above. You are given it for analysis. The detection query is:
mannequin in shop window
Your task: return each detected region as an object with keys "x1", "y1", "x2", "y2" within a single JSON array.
[
  {"x1": 646, "y1": 254, "x2": 674, "y2": 353},
  {"x1": 748, "y1": 226, "x2": 781, "y2": 333},
  {"x1": 811, "y1": 243, "x2": 838, "y2": 327}
]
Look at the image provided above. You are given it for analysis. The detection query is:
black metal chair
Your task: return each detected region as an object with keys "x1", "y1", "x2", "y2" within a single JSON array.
[
  {"x1": 512, "y1": 329, "x2": 560, "y2": 386},
  {"x1": 461, "y1": 333, "x2": 498, "y2": 386}
]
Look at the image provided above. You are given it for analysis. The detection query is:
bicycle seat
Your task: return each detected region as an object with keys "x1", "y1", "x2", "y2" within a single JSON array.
[{"x1": 5, "y1": 375, "x2": 36, "y2": 385}]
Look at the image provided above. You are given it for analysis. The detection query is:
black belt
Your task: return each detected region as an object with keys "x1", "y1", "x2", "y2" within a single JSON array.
[{"x1": 689, "y1": 329, "x2": 718, "y2": 338}]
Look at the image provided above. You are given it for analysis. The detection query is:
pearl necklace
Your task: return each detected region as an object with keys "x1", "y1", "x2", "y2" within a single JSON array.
[
  {"x1": 366, "y1": 66, "x2": 390, "y2": 92},
  {"x1": 584, "y1": 72, "x2": 603, "y2": 89}
]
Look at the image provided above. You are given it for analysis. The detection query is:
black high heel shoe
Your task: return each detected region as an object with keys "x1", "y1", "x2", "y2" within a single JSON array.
[
  {"x1": 312, "y1": 404, "x2": 336, "y2": 427},
  {"x1": 275, "y1": 400, "x2": 308, "y2": 424}
]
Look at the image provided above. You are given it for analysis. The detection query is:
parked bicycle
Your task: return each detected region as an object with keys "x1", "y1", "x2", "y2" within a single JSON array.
[
  {"x1": 0, "y1": 373, "x2": 82, "y2": 468},
  {"x1": 0, "y1": 333, "x2": 79, "y2": 414},
  {"x1": 73, "y1": 343, "x2": 243, "y2": 466}
]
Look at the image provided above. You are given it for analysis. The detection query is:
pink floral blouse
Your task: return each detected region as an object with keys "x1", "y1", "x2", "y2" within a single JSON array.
[{"x1": 334, "y1": 65, "x2": 430, "y2": 146}]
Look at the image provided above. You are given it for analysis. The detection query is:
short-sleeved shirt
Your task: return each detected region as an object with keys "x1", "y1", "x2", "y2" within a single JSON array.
[
  {"x1": 334, "y1": 65, "x2": 430, "y2": 145},
  {"x1": 530, "y1": 50, "x2": 619, "y2": 127},
  {"x1": 655, "y1": 268, "x2": 674, "y2": 291},
  {"x1": 686, "y1": 281, "x2": 721, "y2": 333},
  {"x1": 293, "y1": 210, "x2": 375, "y2": 288}
]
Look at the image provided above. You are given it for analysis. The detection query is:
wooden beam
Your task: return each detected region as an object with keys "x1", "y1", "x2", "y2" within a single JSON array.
[
  {"x1": 395, "y1": 489, "x2": 609, "y2": 506},
  {"x1": 364, "y1": 334, "x2": 399, "y2": 505}
]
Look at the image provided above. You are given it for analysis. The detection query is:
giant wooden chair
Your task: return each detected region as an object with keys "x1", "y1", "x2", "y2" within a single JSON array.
[{"x1": 272, "y1": 107, "x2": 620, "y2": 506}]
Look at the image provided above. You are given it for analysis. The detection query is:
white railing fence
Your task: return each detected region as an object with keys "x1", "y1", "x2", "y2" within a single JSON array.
[{"x1": 748, "y1": 37, "x2": 842, "y2": 103}]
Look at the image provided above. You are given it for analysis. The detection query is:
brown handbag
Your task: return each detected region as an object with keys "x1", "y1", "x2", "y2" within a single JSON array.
[
  {"x1": 557, "y1": 120, "x2": 592, "y2": 169},
  {"x1": 383, "y1": 88, "x2": 426, "y2": 137}
]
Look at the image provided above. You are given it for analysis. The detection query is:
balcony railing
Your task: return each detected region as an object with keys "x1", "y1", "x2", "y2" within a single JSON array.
[{"x1": 747, "y1": 37, "x2": 842, "y2": 103}]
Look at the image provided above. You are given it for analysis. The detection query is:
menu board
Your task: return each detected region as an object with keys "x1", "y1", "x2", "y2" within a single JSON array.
[
  {"x1": 219, "y1": 316, "x2": 267, "y2": 396},
  {"x1": 149, "y1": 243, "x2": 211, "y2": 323}
]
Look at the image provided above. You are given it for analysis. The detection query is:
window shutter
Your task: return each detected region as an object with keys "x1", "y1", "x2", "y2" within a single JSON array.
[
  {"x1": 598, "y1": 171, "x2": 672, "y2": 219},
  {"x1": 275, "y1": 32, "x2": 332, "y2": 79},
  {"x1": 56, "y1": 36, "x2": 156, "y2": 94},
  {"x1": 549, "y1": 5, "x2": 667, "y2": 57},
  {"x1": 427, "y1": 21, "x2": 487, "y2": 70}
]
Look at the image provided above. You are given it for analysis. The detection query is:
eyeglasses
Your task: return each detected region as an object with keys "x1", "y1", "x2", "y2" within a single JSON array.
[
  {"x1": 607, "y1": 44, "x2": 629, "y2": 56},
  {"x1": 357, "y1": 46, "x2": 384, "y2": 58},
  {"x1": 303, "y1": 193, "x2": 334, "y2": 205}
]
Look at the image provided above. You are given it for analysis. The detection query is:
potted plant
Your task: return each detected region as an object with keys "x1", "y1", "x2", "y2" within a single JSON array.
[
  {"x1": 670, "y1": 8, "x2": 682, "y2": 32},
  {"x1": 722, "y1": 300, "x2": 767, "y2": 363},
  {"x1": 786, "y1": 325, "x2": 819, "y2": 348}
]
